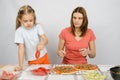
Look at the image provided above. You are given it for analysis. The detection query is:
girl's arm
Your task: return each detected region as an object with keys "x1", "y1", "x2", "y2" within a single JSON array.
[
  {"x1": 18, "y1": 43, "x2": 25, "y2": 68},
  {"x1": 40, "y1": 34, "x2": 48, "y2": 46},
  {"x1": 15, "y1": 43, "x2": 25, "y2": 71},
  {"x1": 37, "y1": 34, "x2": 48, "y2": 51},
  {"x1": 57, "y1": 38, "x2": 66, "y2": 57}
]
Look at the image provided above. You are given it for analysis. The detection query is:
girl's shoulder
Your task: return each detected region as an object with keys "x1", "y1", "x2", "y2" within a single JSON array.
[
  {"x1": 16, "y1": 26, "x2": 24, "y2": 32},
  {"x1": 34, "y1": 24, "x2": 44, "y2": 30},
  {"x1": 35, "y1": 24, "x2": 43, "y2": 28}
]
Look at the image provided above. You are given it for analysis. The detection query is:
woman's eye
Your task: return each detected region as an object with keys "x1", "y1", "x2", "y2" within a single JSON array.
[
  {"x1": 79, "y1": 17, "x2": 83, "y2": 20},
  {"x1": 73, "y1": 17, "x2": 76, "y2": 19}
]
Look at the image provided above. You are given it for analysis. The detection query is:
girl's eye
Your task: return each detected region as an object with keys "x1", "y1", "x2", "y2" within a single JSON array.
[
  {"x1": 23, "y1": 20, "x2": 28, "y2": 23},
  {"x1": 30, "y1": 20, "x2": 33, "y2": 22}
]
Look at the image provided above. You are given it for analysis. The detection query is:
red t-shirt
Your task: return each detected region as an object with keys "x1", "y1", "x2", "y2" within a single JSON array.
[{"x1": 59, "y1": 27, "x2": 96, "y2": 64}]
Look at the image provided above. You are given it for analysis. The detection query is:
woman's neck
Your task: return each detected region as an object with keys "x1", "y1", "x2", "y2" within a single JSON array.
[
  {"x1": 75, "y1": 28, "x2": 81, "y2": 33},
  {"x1": 75, "y1": 28, "x2": 81, "y2": 36}
]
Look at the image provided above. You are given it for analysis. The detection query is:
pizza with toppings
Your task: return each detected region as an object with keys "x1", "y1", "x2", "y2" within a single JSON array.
[
  {"x1": 52, "y1": 65, "x2": 76, "y2": 74},
  {"x1": 74, "y1": 64, "x2": 98, "y2": 71}
]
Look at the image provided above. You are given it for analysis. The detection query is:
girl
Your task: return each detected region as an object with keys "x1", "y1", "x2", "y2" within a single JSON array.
[
  {"x1": 58, "y1": 7, "x2": 96, "y2": 64},
  {"x1": 14, "y1": 5, "x2": 50, "y2": 71}
]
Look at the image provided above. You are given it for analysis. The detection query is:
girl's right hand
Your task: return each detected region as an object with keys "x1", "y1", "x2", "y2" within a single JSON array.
[
  {"x1": 37, "y1": 42, "x2": 45, "y2": 51},
  {"x1": 57, "y1": 50, "x2": 66, "y2": 58},
  {"x1": 14, "y1": 66, "x2": 23, "y2": 71}
]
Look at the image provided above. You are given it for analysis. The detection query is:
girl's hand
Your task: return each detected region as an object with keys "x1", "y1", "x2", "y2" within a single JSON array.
[
  {"x1": 79, "y1": 48, "x2": 90, "y2": 56},
  {"x1": 57, "y1": 50, "x2": 66, "y2": 58},
  {"x1": 37, "y1": 42, "x2": 45, "y2": 51},
  {"x1": 14, "y1": 66, "x2": 23, "y2": 71}
]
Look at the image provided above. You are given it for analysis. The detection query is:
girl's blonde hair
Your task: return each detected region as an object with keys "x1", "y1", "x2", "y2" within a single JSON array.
[{"x1": 16, "y1": 5, "x2": 36, "y2": 29}]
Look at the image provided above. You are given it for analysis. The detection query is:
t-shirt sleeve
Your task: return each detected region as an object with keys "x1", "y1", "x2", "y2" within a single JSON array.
[
  {"x1": 14, "y1": 29, "x2": 24, "y2": 44},
  {"x1": 89, "y1": 29, "x2": 96, "y2": 41},
  {"x1": 59, "y1": 29, "x2": 66, "y2": 40},
  {"x1": 37, "y1": 24, "x2": 45, "y2": 36}
]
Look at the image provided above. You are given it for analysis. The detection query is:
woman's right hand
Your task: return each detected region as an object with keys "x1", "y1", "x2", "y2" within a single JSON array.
[
  {"x1": 14, "y1": 66, "x2": 23, "y2": 71},
  {"x1": 57, "y1": 50, "x2": 66, "y2": 58}
]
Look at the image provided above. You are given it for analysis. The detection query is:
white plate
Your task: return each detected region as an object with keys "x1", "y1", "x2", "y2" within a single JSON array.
[{"x1": 46, "y1": 74, "x2": 75, "y2": 80}]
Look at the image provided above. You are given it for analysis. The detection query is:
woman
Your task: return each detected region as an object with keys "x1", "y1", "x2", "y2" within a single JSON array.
[{"x1": 58, "y1": 7, "x2": 96, "y2": 64}]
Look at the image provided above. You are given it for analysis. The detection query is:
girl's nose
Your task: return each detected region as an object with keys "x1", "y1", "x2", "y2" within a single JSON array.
[{"x1": 27, "y1": 22, "x2": 31, "y2": 25}]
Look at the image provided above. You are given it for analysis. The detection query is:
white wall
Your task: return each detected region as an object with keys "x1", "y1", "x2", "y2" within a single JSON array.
[{"x1": 0, "y1": 0, "x2": 120, "y2": 65}]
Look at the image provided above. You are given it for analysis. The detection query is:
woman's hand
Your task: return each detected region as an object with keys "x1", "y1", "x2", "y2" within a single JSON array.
[
  {"x1": 14, "y1": 66, "x2": 23, "y2": 71},
  {"x1": 79, "y1": 48, "x2": 90, "y2": 57},
  {"x1": 57, "y1": 50, "x2": 66, "y2": 58}
]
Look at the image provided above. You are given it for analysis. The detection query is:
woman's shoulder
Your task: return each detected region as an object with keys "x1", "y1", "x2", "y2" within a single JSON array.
[
  {"x1": 87, "y1": 28, "x2": 94, "y2": 33},
  {"x1": 61, "y1": 27, "x2": 71, "y2": 32},
  {"x1": 87, "y1": 28, "x2": 95, "y2": 35}
]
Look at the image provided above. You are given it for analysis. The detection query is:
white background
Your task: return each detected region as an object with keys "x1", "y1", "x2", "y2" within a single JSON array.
[{"x1": 0, "y1": 0, "x2": 120, "y2": 65}]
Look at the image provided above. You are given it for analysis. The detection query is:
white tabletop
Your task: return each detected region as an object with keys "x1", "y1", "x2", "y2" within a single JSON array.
[{"x1": 0, "y1": 64, "x2": 114, "y2": 80}]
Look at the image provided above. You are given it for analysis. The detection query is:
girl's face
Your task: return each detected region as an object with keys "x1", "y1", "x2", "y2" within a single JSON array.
[
  {"x1": 20, "y1": 13, "x2": 34, "y2": 29},
  {"x1": 72, "y1": 12, "x2": 83, "y2": 28}
]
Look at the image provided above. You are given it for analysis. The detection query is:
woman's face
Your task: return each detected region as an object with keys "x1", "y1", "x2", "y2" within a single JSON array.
[
  {"x1": 20, "y1": 13, "x2": 34, "y2": 29},
  {"x1": 72, "y1": 12, "x2": 83, "y2": 28}
]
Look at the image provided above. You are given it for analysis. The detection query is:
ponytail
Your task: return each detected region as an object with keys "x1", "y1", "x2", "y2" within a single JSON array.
[{"x1": 16, "y1": 16, "x2": 21, "y2": 29}]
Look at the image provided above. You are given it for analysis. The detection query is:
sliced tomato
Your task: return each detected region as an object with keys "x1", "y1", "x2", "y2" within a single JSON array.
[
  {"x1": 31, "y1": 67, "x2": 49, "y2": 76},
  {"x1": 31, "y1": 70, "x2": 46, "y2": 76},
  {"x1": 1, "y1": 71, "x2": 16, "y2": 79},
  {"x1": 38, "y1": 67, "x2": 46, "y2": 72}
]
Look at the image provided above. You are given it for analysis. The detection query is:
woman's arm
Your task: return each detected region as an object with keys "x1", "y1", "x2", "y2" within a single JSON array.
[
  {"x1": 88, "y1": 40, "x2": 96, "y2": 58},
  {"x1": 80, "y1": 40, "x2": 96, "y2": 58},
  {"x1": 57, "y1": 38, "x2": 66, "y2": 57}
]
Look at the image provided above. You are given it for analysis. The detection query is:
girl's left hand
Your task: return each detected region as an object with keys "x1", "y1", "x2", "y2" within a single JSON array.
[
  {"x1": 79, "y1": 48, "x2": 89, "y2": 56},
  {"x1": 14, "y1": 66, "x2": 23, "y2": 71},
  {"x1": 37, "y1": 42, "x2": 45, "y2": 51}
]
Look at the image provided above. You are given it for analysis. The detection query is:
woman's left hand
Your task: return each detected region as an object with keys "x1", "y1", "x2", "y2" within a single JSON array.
[{"x1": 79, "y1": 48, "x2": 89, "y2": 56}]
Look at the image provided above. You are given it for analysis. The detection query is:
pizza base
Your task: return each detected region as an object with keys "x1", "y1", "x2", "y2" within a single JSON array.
[
  {"x1": 52, "y1": 66, "x2": 76, "y2": 74},
  {"x1": 74, "y1": 64, "x2": 98, "y2": 71},
  {"x1": 52, "y1": 70, "x2": 76, "y2": 74}
]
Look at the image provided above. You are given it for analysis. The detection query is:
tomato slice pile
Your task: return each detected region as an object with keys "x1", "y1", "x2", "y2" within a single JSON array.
[
  {"x1": 31, "y1": 67, "x2": 50, "y2": 76},
  {"x1": 0, "y1": 71, "x2": 17, "y2": 80}
]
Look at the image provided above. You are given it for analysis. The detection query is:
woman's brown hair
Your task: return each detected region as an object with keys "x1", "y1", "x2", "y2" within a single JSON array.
[
  {"x1": 16, "y1": 5, "x2": 36, "y2": 29},
  {"x1": 70, "y1": 7, "x2": 88, "y2": 37}
]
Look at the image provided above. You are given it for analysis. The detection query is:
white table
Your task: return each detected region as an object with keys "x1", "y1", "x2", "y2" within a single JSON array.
[{"x1": 0, "y1": 64, "x2": 114, "y2": 80}]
